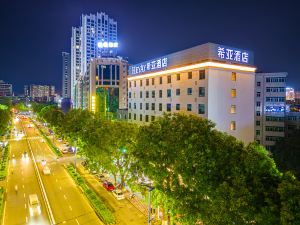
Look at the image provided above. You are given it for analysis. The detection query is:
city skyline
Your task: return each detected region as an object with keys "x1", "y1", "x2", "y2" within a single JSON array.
[{"x1": 0, "y1": 1, "x2": 300, "y2": 94}]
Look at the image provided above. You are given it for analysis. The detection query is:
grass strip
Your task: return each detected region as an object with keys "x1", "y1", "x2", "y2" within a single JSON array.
[
  {"x1": 66, "y1": 164, "x2": 115, "y2": 224},
  {"x1": 0, "y1": 145, "x2": 9, "y2": 180},
  {"x1": 0, "y1": 187, "x2": 4, "y2": 221}
]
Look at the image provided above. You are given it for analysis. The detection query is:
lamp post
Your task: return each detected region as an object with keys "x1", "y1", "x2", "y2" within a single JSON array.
[
  {"x1": 147, "y1": 186, "x2": 155, "y2": 225},
  {"x1": 73, "y1": 146, "x2": 77, "y2": 174}
]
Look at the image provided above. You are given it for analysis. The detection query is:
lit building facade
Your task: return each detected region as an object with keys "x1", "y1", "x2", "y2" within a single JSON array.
[
  {"x1": 83, "y1": 57, "x2": 128, "y2": 119},
  {"x1": 255, "y1": 72, "x2": 287, "y2": 150},
  {"x1": 71, "y1": 12, "x2": 118, "y2": 109},
  {"x1": 128, "y1": 43, "x2": 256, "y2": 143},
  {"x1": 285, "y1": 111, "x2": 300, "y2": 136},
  {"x1": 29, "y1": 85, "x2": 55, "y2": 102},
  {"x1": 62, "y1": 52, "x2": 71, "y2": 98},
  {"x1": 0, "y1": 80, "x2": 12, "y2": 97},
  {"x1": 286, "y1": 87, "x2": 295, "y2": 103}
]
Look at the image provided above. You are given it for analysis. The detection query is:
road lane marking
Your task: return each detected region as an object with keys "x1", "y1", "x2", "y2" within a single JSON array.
[
  {"x1": 26, "y1": 216, "x2": 28, "y2": 223},
  {"x1": 69, "y1": 205, "x2": 72, "y2": 211},
  {"x1": 76, "y1": 219, "x2": 80, "y2": 225},
  {"x1": 64, "y1": 195, "x2": 67, "y2": 199},
  {"x1": 24, "y1": 193, "x2": 26, "y2": 198},
  {"x1": 63, "y1": 221, "x2": 66, "y2": 224},
  {"x1": 56, "y1": 179, "x2": 58, "y2": 182},
  {"x1": 60, "y1": 186, "x2": 62, "y2": 190},
  {"x1": 25, "y1": 203, "x2": 27, "y2": 209},
  {"x1": 23, "y1": 185, "x2": 24, "y2": 189},
  {"x1": 2, "y1": 201, "x2": 6, "y2": 225}
]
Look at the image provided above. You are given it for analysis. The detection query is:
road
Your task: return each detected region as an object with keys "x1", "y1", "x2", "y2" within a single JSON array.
[
  {"x1": 4, "y1": 118, "x2": 103, "y2": 225},
  {"x1": 4, "y1": 119, "x2": 50, "y2": 225}
]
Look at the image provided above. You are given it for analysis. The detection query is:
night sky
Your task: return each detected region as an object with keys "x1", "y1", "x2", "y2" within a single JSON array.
[{"x1": 1, "y1": 0, "x2": 299, "y2": 94}]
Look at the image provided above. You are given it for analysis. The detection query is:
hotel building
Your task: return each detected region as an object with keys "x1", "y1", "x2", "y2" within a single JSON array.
[
  {"x1": 128, "y1": 43, "x2": 256, "y2": 143},
  {"x1": 255, "y1": 72, "x2": 287, "y2": 150}
]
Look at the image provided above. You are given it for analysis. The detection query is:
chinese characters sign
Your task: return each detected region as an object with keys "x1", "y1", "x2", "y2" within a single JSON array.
[
  {"x1": 217, "y1": 46, "x2": 249, "y2": 63},
  {"x1": 130, "y1": 57, "x2": 168, "y2": 75}
]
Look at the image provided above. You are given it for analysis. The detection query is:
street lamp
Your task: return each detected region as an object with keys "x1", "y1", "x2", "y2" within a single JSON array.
[
  {"x1": 72, "y1": 146, "x2": 78, "y2": 174},
  {"x1": 147, "y1": 185, "x2": 155, "y2": 225}
]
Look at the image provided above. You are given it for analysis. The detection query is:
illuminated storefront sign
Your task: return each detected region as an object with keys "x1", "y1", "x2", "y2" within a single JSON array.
[
  {"x1": 130, "y1": 57, "x2": 168, "y2": 75},
  {"x1": 217, "y1": 46, "x2": 249, "y2": 63}
]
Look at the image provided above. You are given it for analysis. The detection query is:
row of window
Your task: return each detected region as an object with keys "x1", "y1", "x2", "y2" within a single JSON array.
[
  {"x1": 129, "y1": 103, "x2": 206, "y2": 114},
  {"x1": 287, "y1": 116, "x2": 300, "y2": 121},
  {"x1": 266, "y1": 77, "x2": 286, "y2": 83},
  {"x1": 129, "y1": 70, "x2": 206, "y2": 88},
  {"x1": 266, "y1": 87, "x2": 285, "y2": 92},
  {"x1": 265, "y1": 136, "x2": 283, "y2": 141},
  {"x1": 265, "y1": 97, "x2": 285, "y2": 102},
  {"x1": 265, "y1": 126, "x2": 284, "y2": 132},
  {"x1": 266, "y1": 116, "x2": 285, "y2": 122},
  {"x1": 128, "y1": 87, "x2": 206, "y2": 98}
]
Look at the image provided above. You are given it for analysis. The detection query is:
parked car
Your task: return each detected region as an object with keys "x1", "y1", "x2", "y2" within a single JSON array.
[
  {"x1": 103, "y1": 181, "x2": 115, "y2": 191},
  {"x1": 112, "y1": 189, "x2": 125, "y2": 200},
  {"x1": 95, "y1": 174, "x2": 106, "y2": 182}
]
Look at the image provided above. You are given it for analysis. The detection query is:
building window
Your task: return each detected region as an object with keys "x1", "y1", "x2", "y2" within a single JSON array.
[
  {"x1": 188, "y1": 72, "x2": 192, "y2": 79},
  {"x1": 134, "y1": 81, "x2": 136, "y2": 87},
  {"x1": 167, "y1": 75, "x2": 171, "y2": 83},
  {"x1": 146, "y1": 91, "x2": 149, "y2": 98},
  {"x1": 129, "y1": 82, "x2": 132, "y2": 88},
  {"x1": 129, "y1": 92, "x2": 131, "y2": 98},
  {"x1": 198, "y1": 104, "x2": 205, "y2": 114},
  {"x1": 146, "y1": 103, "x2": 149, "y2": 110},
  {"x1": 146, "y1": 79, "x2": 149, "y2": 86},
  {"x1": 151, "y1": 103, "x2": 155, "y2": 110},
  {"x1": 159, "y1": 77, "x2": 162, "y2": 84},
  {"x1": 256, "y1": 111, "x2": 260, "y2": 116},
  {"x1": 140, "y1": 114, "x2": 143, "y2": 121},
  {"x1": 176, "y1": 104, "x2": 180, "y2": 110},
  {"x1": 145, "y1": 115, "x2": 149, "y2": 122},
  {"x1": 187, "y1": 88, "x2": 193, "y2": 95},
  {"x1": 176, "y1": 74, "x2": 180, "y2": 81},
  {"x1": 231, "y1": 89, "x2": 236, "y2": 98},
  {"x1": 134, "y1": 103, "x2": 136, "y2": 109},
  {"x1": 187, "y1": 104, "x2": 192, "y2": 111},
  {"x1": 256, "y1": 120, "x2": 260, "y2": 126},
  {"x1": 140, "y1": 80, "x2": 143, "y2": 87},
  {"x1": 256, "y1": 130, "x2": 260, "y2": 136},
  {"x1": 230, "y1": 121, "x2": 236, "y2": 131},
  {"x1": 140, "y1": 103, "x2": 142, "y2": 110},
  {"x1": 151, "y1": 116, "x2": 155, "y2": 121},
  {"x1": 134, "y1": 114, "x2": 136, "y2": 120},
  {"x1": 159, "y1": 103, "x2": 162, "y2": 111},
  {"x1": 129, "y1": 113, "x2": 131, "y2": 119},
  {"x1": 167, "y1": 103, "x2": 171, "y2": 112},
  {"x1": 129, "y1": 103, "x2": 131, "y2": 109},
  {"x1": 167, "y1": 89, "x2": 172, "y2": 97},
  {"x1": 230, "y1": 105, "x2": 236, "y2": 114},
  {"x1": 199, "y1": 87, "x2": 205, "y2": 97},
  {"x1": 152, "y1": 90, "x2": 155, "y2": 98},
  {"x1": 152, "y1": 78, "x2": 155, "y2": 85},
  {"x1": 257, "y1": 92, "x2": 261, "y2": 97},
  {"x1": 176, "y1": 89, "x2": 180, "y2": 96},
  {"x1": 231, "y1": 72, "x2": 236, "y2": 81},
  {"x1": 257, "y1": 81, "x2": 261, "y2": 87},
  {"x1": 199, "y1": 70, "x2": 205, "y2": 80},
  {"x1": 256, "y1": 101, "x2": 261, "y2": 107},
  {"x1": 140, "y1": 91, "x2": 143, "y2": 98}
]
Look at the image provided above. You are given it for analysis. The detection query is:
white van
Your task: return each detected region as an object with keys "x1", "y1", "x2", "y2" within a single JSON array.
[{"x1": 28, "y1": 194, "x2": 41, "y2": 216}]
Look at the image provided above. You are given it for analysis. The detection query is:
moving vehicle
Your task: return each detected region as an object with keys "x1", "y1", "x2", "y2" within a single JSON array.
[
  {"x1": 103, "y1": 181, "x2": 115, "y2": 191},
  {"x1": 41, "y1": 159, "x2": 46, "y2": 166},
  {"x1": 95, "y1": 174, "x2": 106, "y2": 182},
  {"x1": 43, "y1": 166, "x2": 51, "y2": 175},
  {"x1": 61, "y1": 149, "x2": 68, "y2": 154},
  {"x1": 112, "y1": 189, "x2": 125, "y2": 200},
  {"x1": 28, "y1": 194, "x2": 41, "y2": 216},
  {"x1": 22, "y1": 151, "x2": 28, "y2": 159}
]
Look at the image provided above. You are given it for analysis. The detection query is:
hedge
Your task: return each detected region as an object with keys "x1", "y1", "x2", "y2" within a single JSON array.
[
  {"x1": 66, "y1": 164, "x2": 115, "y2": 224},
  {"x1": 0, "y1": 145, "x2": 9, "y2": 180}
]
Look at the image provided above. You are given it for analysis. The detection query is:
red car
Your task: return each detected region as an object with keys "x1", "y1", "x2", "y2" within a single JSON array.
[{"x1": 103, "y1": 181, "x2": 115, "y2": 191}]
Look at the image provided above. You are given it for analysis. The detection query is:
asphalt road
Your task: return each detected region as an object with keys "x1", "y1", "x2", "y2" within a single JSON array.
[
  {"x1": 4, "y1": 120, "x2": 50, "y2": 225},
  {"x1": 23, "y1": 119, "x2": 103, "y2": 225}
]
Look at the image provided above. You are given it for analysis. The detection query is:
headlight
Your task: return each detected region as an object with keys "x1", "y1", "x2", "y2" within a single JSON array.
[{"x1": 30, "y1": 207, "x2": 33, "y2": 216}]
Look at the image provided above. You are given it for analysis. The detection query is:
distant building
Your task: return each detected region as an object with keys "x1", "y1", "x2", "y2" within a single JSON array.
[
  {"x1": 128, "y1": 42, "x2": 256, "y2": 144},
  {"x1": 0, "y1": 80, "x2": 12, "y2": 97},
  {"x1": 83, "y1": 57, "x2": 128, "y2": 119},
  {"x1": 295, "y1": 91, "x2": 300, "y2": 104},
  {"x1": 285, "y1": 111, "x2": 300, "y2": 136},
  {"x1": 27, "y1": 85, "x2": 55, "y2": 102},
  {"x1": 286, "y1": 87, "x2": 295, "y2": 103},
  {"x1": 24, "y1": 85, "x2": 29, "y2": 97},
  {"x1": 255, "y1": 72, "x2": 287, "y2": 150},
  {"x1": 62, "y1": 52, "x2": 71, "y2": 98},
  {"x1": 71, "y1": 12, "x2": 118, "y2": 109}
]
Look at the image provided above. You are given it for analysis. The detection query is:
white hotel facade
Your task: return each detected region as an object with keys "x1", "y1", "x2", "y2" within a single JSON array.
[{"x1": 127, "y1": 43, "x2": 256, "y2": 143}]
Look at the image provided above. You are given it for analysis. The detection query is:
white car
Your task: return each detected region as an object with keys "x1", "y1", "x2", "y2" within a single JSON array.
[
  {"x1": 29, "y1": 194, "x2": 41, "y2": 216},
  {"x1": 41, "y1": 159, "x2": 46, "y2": 166},
  {"x1": 112, "y1": 189, "x2": 125, "y2": 200},
  {"x1": 43, "y1": 166, "x2": 51, "y2": 175}
]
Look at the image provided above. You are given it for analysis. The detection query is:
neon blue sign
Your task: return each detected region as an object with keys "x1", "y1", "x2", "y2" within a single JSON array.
[{"x1": 130, "y1": 57, "x2": 168, "y2": 75}]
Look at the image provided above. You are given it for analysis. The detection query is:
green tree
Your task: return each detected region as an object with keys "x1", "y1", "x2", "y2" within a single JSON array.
[
  {"x1": 132, "y1": 113, "x2": 285, "y2": 225},
  {"x1": 273, "y1": 129, "x2": 300, "y2": 179}
]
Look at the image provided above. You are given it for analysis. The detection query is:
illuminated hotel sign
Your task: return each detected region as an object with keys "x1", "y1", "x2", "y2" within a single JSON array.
[
  {"x1": 217, "y1": 46, "x2": 249, "y2": 63},
  {"x1": 130, "y1": 57, "x2": 168, "y2": 75}
]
